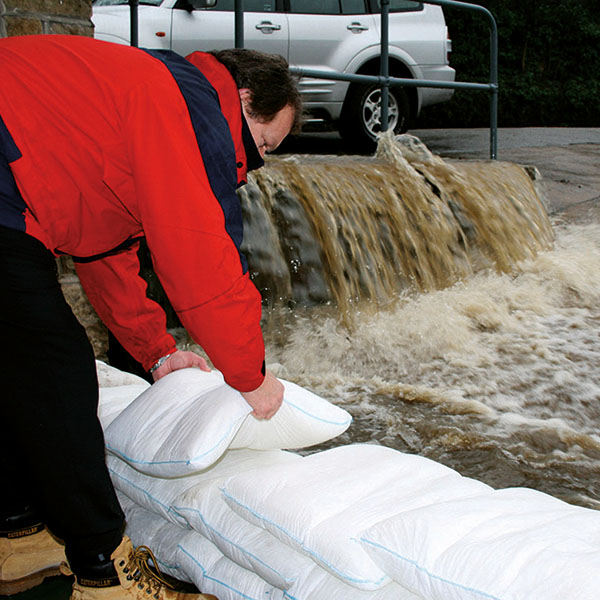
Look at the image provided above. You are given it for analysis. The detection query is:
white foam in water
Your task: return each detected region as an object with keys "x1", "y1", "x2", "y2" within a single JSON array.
[{"x1": 263, "y1": 223, "x2": 600, "y2": 496}]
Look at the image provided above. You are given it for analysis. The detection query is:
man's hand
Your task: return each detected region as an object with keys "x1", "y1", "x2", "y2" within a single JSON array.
[
  {"x1": 241, "y1": 370, "x2": 284, "y2": 420},
  {"x1": 151, "y1": 350, "x2": 211, "y2": 382}
]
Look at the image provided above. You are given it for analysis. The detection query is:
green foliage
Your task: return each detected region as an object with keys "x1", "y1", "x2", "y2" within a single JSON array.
[{"x1": 417, "y1": 0, "x2": 600, "y2": 127}]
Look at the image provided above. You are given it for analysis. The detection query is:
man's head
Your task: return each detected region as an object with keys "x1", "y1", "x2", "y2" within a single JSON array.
[{"x1": 209, "y1": 48, "x2": 303, "y2": 156}]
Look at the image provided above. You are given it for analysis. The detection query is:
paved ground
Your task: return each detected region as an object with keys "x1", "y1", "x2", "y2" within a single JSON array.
[{"x1": 411, "y1": 128, "x2": 600, "y2": 222}]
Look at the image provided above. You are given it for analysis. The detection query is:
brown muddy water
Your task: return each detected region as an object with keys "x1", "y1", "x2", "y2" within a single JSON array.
[{"x1": 204, "y1": 134, "x2": 598, "y2": 510}]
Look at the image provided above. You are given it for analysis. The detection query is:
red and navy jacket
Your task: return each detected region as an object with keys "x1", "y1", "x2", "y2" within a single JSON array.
[{"x1": 0, "y1": 35, "x2": 266, "y2": 392}]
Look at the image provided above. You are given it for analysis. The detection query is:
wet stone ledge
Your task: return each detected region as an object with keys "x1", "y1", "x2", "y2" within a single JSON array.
[{"x1": 60, "y1": 272, "x2": 109, "y2": 363}]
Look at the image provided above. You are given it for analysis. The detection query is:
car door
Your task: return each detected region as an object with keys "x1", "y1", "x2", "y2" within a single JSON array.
[
  {"x1": 286, "y1": 0, "x2": 379, "y2": 103},
  {"x1": 170, "y1": 0, "x2": 289, "y2": 59}
]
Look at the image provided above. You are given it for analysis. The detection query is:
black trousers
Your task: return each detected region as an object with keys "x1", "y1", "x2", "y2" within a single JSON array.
[{"x1": 0, "y1": 225, "x2": 124, "y2": 562}]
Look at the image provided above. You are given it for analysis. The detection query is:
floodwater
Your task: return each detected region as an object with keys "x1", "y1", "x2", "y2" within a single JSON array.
[
  {"x1": 232, "y1": 134, "x2": 599, "y2": 510},
  {"x1": 263, "y1": 223, "x2": 600, "y2": 509}
]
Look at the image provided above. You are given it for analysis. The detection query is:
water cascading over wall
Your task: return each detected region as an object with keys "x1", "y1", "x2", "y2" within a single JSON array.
[
  {"x1": 67, "y1": 133, "x2": 556, "y2": 361},
  {"x1": 240, "y1": 134, "x2": 554, "y2": 314}
]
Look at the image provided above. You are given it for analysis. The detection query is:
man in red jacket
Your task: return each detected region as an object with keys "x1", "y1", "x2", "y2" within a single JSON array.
[{"x1": 0, "y1": 35, "x2": 301, "y2": 599}]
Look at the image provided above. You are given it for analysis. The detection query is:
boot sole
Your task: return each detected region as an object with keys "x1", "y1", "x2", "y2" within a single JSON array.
[{"x1": 0, "y1": 565, "x2": 63, "y2": 595}]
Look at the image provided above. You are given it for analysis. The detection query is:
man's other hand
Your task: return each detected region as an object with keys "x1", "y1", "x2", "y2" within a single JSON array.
[{"x1": 151, "y1": 350, "x2": 211, "y2": 381}]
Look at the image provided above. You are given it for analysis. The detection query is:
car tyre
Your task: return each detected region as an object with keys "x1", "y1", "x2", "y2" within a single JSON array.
[{"x1": 339, "y1": 83, "x2": 410, "y2": 152}]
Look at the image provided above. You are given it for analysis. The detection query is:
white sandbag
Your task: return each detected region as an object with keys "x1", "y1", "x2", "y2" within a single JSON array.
[
  {"x1": 105, "y1": 369, "x2": 245, "y2": 476},
  {"x1": 230, "y1": 378, "x2": 352, "y2": 451},
  {"x1": 105, "y1": 368, "x2": 351, "y2": 477},
  {"x1": 98, "y1": 385, "x2": 150, "y2": 430},
  {"x1": 119, "y1": 487, "x2": 284, "y2": 600},
  {"x1": 107, "y1": 449, "x2": 298, "y2": 527},
  {"x1": 117, "y1": 492, "x2": 192, "y2": 583},
  {"x1": 109, "y1": 449, "x2": 311, "y2": 589},
  {"x1": 175, "y1": 479, "x2": 313, "y2": 590},
  {"x1": 221, "y1": 444, "x2": 492, "y2": 591},
  {"x1": 359, "y1": 487, "x2": 600, "y2": 600},
  {"x1": 119, "y1": 492, "x2": 283, "y2": 599},
  {"x1": 96, "y1": 360, "x2": 150, "y2": 388},
  {"x1": 119, "y1": 482, "x2": 420, "y2": 600},
  {"x1": 108, "y1": 455, "x2": 193, "y2": 527},
  {"x1": 178, "y1": 530, "x2": 285, "y2": 600},
  {"x1": 287, "y1": 563, "x2": 423, "y2": 600}
]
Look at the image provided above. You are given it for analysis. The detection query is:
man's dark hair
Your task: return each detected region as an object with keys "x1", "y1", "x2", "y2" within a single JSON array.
[{"x1": 209, "y1": 48, "x2": 303, "y2": 134}]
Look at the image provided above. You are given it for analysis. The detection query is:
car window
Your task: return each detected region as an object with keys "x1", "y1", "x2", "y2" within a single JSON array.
[
  {"x1": 288, "y1": 0, "x2": 340, "y2": 15},
  {"x1": 206, "y1": 0, "x2": 276, "y2": 10},
  {"x1": 341, "y1": 0, "x2": 367, "y2": 14},
  {"x1": 371, "y1": 0, "x2": 422, "y2": 11}
]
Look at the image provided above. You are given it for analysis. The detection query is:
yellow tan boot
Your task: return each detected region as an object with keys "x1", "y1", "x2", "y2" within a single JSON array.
[
  {"x1": 68, "y1": 536, "x2": 218, "y2": 600},
  {"x1": 0, "y1": 523, "x2": 66, "y2": 595}
]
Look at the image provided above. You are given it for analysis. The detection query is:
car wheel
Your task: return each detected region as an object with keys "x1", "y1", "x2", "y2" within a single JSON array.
[{"x1": 339, "y1": 83, "x2": 410, "y2": 151}]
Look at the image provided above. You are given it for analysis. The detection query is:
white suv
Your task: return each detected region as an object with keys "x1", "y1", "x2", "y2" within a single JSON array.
[{"x1": 92, "y1": 0, "x2": 455, "y2": 147}]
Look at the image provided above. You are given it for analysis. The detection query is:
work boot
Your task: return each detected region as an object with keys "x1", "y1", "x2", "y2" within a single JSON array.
[
  {"x1": 0, "y1": 523, "x2": 66, "y2": 595},
  {"x1": 66, "y1": 536, "x2": 218, "y2": 600}
]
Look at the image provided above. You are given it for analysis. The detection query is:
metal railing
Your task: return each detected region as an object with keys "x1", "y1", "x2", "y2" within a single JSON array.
[
  {"x1": 127, "y1": 0, "x2": 499, "y2": 158},
  {"x1": 289, "y1": 0, "x2": 499, "y2": 159}
]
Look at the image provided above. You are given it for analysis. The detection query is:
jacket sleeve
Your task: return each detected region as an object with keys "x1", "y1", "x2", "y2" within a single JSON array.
[
  {"x1": 121, "y1": 79, "x2": 265, "y2": 392},
  {"x1": 74, "y1": 243, "x2": 177, "y2": 372}
]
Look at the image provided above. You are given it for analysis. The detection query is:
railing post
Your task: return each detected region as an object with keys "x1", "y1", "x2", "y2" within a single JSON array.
[
  {"x1": 426, "y1": 0, "x2": 498, "y2": 158},
  {"x1": 234, "y1": 0, "x2": 244, "y2": 48},
  {"x1": 380, "y1": 0, "x2": 390, "y2": 133},
  {"x1": 128, "y1": 0, "x2": 138, "y2": 48},
  {"x1": 488, "y1": 10, "x2": 498, "y2": 159}
]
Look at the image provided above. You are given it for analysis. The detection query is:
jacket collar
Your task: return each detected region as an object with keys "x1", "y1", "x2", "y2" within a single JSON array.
[{"x1": 184, "y1": 51, "x2": 264, "y2": 184}]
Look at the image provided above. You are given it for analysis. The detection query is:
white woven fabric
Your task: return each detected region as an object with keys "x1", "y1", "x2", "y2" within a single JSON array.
[{"x1": 104, "y1": 368, "x2": 351, "y2": 477}]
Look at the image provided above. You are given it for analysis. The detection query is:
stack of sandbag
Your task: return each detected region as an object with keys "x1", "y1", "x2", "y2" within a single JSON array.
[
  {"x1": 97, "y1": 360, "x2": 151, "y2": 425},
  {"x1": 97, "y1": 363, "x2": 600, "y2": 600}
]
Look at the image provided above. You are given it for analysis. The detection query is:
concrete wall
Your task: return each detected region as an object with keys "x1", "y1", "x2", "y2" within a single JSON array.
[{"x1": 0, "y1": 0, "x2": 93, "y2": 38}]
